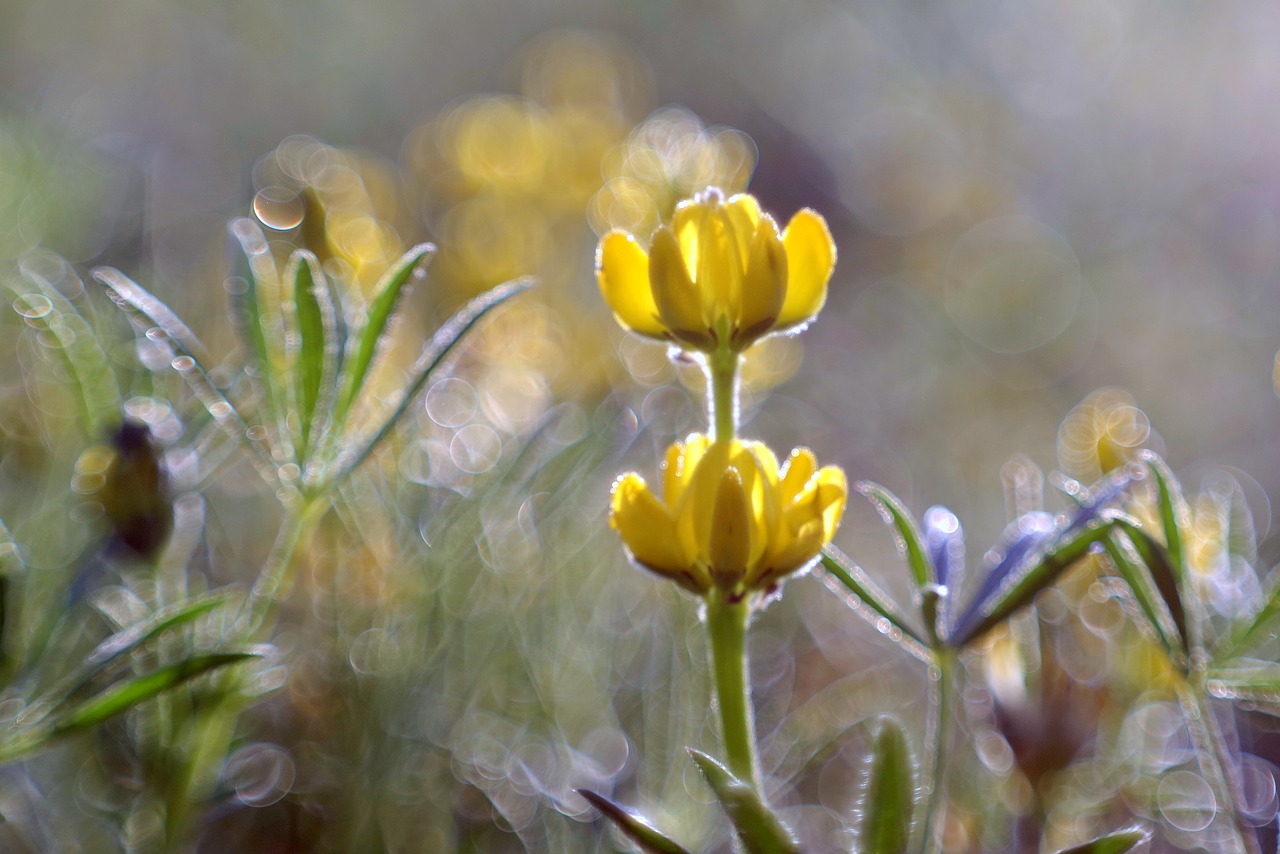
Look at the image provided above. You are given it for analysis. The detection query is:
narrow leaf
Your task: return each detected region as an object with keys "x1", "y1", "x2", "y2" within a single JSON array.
[
  {"x1": 228, "y1": 217, "x2": 285, "y2": 432},
  {"x1": 12, "y1": 262, "x2": 121, "y2": 434},
  {"x1": 332, "y1": 242, "x2": 435, "y2": 426},
  {"x1": 857, "y1": 717, "x2": 915, "y2": 854},
  {"x1": 576, "y1": 789, "x2": 691, "y2": 854},
  {"x1": 1101, "y1": 529, "x2": 1185, "y2": 660},
  {"x1": 51, "y1": 651, "x2": 260, "y2": 734},
  {"x1": 688, "y1": 749, "x2": 800, "y2": 854},
  {"x1": 857, "y1": 483, "x2": 932, "y2": 591},
  {"x1": 287, "y1": 250, "x2": 343, "y2": 465},
  {"x1": 1140, "y1": 451, "x2": 1189, "y2": 587},
  {"x1": 333, "y1": 277, "x2": 530, "y2": 484},
  {"x1": 819, "y1": 547, "x2": 929, "y2": 658},
  {"x1": 1050, "y1": 825, "x2": 1150, "y2": 854},
  {"x1": 950, "y1": 519, "x2": 1114, "y2": 649},
  {"x1": 92, "y1": 268, "x2": 274, "y2": 480},
  {"x1": 1205, "y1": 659, "x2": 1280, "y2": 711},
  {"x1": 1110, "y1": 518, "x2": 1189, "y2": 659}
]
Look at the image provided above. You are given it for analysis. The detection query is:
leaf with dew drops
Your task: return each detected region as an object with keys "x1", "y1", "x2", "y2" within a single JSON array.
[
  {"x1": 1109, "y1": 517, "x2": 1190, "y2": 661},
  {"x1": 286, "y1": 249, "x2": 344, "y2": 467},
  {"x1": 855, "y1": 716, "x2": 916, "y2": 854},
  {"x1": 819, "y1": 546, "x2": 929, "y2": 654},
  {"x1": 331, "y1": 242, "x2": 435, "y2": 431},
  {"x1": 11, "y1": 260, "x2": 121, "y2": 435},
  {"x1": 1101, "y1": 525, "x2": 1186, "y2": 662},
  {"x1": 50, "y1": 650, "x2": 263, "y2": 736},
  {"x1": 949, "y1": 517, "x2": 1116, "y2": 649},
  {"x1": 688, "y1": 749, "x2": 800, "y2": 854},
  {"x1": 576, "y1": 789, "x2": 691, "y2": 854},
  {"x1": 332, "y1": 277, "x2": 531, "y2": 486},
  {"x1": 228, "y1": 216, "x2": 287, "y2": 440}
]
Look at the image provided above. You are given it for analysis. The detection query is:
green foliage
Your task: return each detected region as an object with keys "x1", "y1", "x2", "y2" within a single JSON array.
[{"x1": 855, "y1": 717, "x2": 916, "y2": 854}]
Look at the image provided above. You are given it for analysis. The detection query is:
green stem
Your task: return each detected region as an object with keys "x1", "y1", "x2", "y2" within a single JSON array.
[
  {"x1": 707, "y1": 348, "x2": 740, "y2": 443},
  {"x1": 705, "y1": 594, "x2": 759, "y2": 789},
  {"x1": 1179, "y1": 677, "x2": 1259, "y2": 854},
  {"x1": 921, "y1": 649, "x2": 957, "y2": 854},
  {"x1": 244, "y1": 497, "x2": 325, "y2": 639}
]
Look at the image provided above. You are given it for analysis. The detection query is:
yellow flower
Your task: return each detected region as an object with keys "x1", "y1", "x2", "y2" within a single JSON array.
[
  {"x1": 596, "y1": 188, "x2": 836, "y2": 352},
  {"x1": 610, "y1": 434, "x2": 847, "y2": 596}
]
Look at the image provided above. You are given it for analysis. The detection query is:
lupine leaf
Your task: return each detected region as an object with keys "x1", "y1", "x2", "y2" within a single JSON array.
[
  {"x1": 857, "y1": 482, "x2": 932, "y2": 591},
  {"x1": 1102, "y1": 527, "x2": 1185, "y2": 660},
  {"x1": 228, "y1": 217, "x2": 285, "y2": 434},
  {"x1": 1205, "y1": 659, "x2": 1280, "y2": 712},
  {"x1": 923, "y1": 506, "x2": 964, "y2": 632},
  {"x1": 856, "y1": 717, "x2": 915, "y2": 854},
  {"x1": 1140, "y1": 451, "x2": 1188, "y2": 586},
  {"x1": 949, "y1": 518, "x2": 1114, "y2": 649},
  {"x1": 576, "y1": 789, "x2": 691, "y2": 854},
  {"x1": 333, "y1": 277, "x2": 529, "y2": 484},
  {"x1": 1050, "y1": 826, "x2": 1150, "y2": 854},
  {"x1": 92, "y1": 268, "x2": 269, "y2": 478},
  {"x1": 12, "y1": 262, "x2": 121, "y2": 434},
  {"x1": 1110, "y1": 518, "x2": 1189, "y2": 660},
  {"x1": 332, "y1": 242, "x2": 435, "y2": 427},
  {"x1": 819, "y1": 547, "x2": 929, "y2": 656},
  {"x1": 287, "y1": 250, "x2": 343, "y2": 466},
  {"x1": 688, "y1": 749, "x2": 800, "y2": 854},
  {"x1": 51, "y1": 651, "x2": 260, "y2": 734}
]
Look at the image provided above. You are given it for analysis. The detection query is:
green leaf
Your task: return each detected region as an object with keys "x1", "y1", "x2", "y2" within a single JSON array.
[
  {"x1": 688, "y1": 749, "x2": 800, "y2": 854},
  {"x1": 332, "y1": 277, "x2": 530, "y2": 485},
  {"x1": 228, "y1": 217, "x2": 286, "y2": 435},
  {"x1": 92, "y1": 267, "x2": 274, "y2": 479},
  {"x1": 47, "y1": 593, "x2": 233, "y2": 707},
  {"x1": 287, "y1": 250, "x2": 344, "y2": 466},
  {"x1": 12, "y1": 261, "x2": 121, "y2": 434},
  {"x1": 1205, "y1": 659, "x2": 1280, "y2": 711},
  {"x1": 857, "y1": 717, "x2": 915, "y2": 854},
  {"x1": 1102, "y1": 527, "x2": 1185, "y2": 661},
  {"x1": 332, "y1": 242, "x2": 435, "y2": 428},
  {"x1": 1110, "y1": 518, "x2": 1189, "y2": 660},
  {"x1": 1050, "y1": 825, "x2": 1150, "y2": 854},
  {"x1": 1141, "y1": 452, "x2": 1189, "y2": 585},
  {"x1": 576, "y1": 789, "x2": 691, "y2": 854},
  {"x1": 50, "y1": 651, "x2": 260, "y2": 735},
  {"x1": 950, "y1": 520, "x2": 1114, "y2": 649},
  {"x1": 819, "y1": 547, "x2": 929, "y2": 657},
  {"x1": 856, "y1": 482, "x2": 932, "y2": 592}
]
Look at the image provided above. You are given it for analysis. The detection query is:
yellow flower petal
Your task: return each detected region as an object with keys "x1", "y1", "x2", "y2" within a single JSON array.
[
  {"x1": 778, "y1": 209, "x2": 836, "y2": 329},
  {"x1": 709, "y1": 466, "x2": 751, "y2": 590},
  {"x1": 611, "y1": 473, "x2": 706, "y2": 591},
  {"x1": 649, "y1": 227, "x2": 711, "y2": 348},
  {"x1": 597, "y1": 231, "x2": 665, "y2": 339},
  {"x1": 737, "y1": 215, "x2": 787, "y2": 344},
  {"x1": 779, "y1": 448, "x2": 818, "y2": 500}
]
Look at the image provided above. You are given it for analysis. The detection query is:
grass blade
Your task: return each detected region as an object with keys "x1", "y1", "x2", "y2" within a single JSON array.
[
  {"x1": 332, "y1": 277, "x2": 530, "y2": 485},
  {"x1": 688, "y1": 749, "x2": 799, "y2": 854},
  {"x1": 856, "y1": 717, "x2": 915, "y2": 854},
  {"x1": 332, "y1": 242, "x2": 435, "y2": 428},
  {"x1": 1050, "y1": 826, "x2": 1151, "y2": 854},
  {"x1": 818, "y1": 547, "x2": 929, "y2": 656},
  {"x1": 576, "y1": 789, "x2": 691, "y2": 854},
  {"x1": 1140, "y1": 451, "x2": 1189, "y2": 587},
  {"x1": 50, "y1": 650, "x2": 261, "y2": 735}
]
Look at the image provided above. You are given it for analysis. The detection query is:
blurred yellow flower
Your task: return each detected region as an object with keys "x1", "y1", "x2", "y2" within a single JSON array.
[
  {"x1": 610, "y1": 433, "x2": 846, "y2": 596},
  {"x1": 597, "y1": 187, "x2": 836, "y2": 352}
]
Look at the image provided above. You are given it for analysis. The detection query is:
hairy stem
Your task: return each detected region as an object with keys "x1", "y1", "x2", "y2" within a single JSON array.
[
  {"x1": 707, "y1": 348, "x2": 740, "y2": 443},
  {"x1": 705, "y1": 594, "x2": 760, "y2": 789},
  {"x1": 922, "y1": 648, "x2": 957, "y2": 854}
]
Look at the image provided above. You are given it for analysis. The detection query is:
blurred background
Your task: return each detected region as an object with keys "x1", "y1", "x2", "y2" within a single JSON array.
[{"x1": 3, "y1": 0, "x2": 1280, "y2": 851}]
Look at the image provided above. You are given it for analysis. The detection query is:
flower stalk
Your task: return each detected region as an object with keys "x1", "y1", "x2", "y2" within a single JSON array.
[{"x1": 706, "y1": 593, "x2": 760, "y2": 788}]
